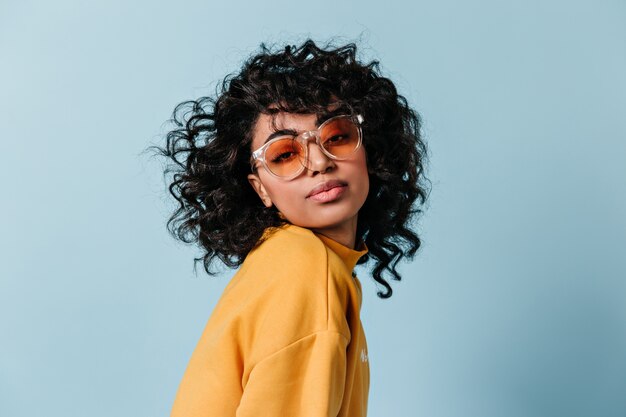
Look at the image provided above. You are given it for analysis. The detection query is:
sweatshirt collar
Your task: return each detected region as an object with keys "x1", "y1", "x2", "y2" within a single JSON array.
[
  {"x1": 266, "y1": 223, "x2": 368, "y2": 271},
  {"x1": 313, "y1": 230, "x2": 368, "y2": 272}
]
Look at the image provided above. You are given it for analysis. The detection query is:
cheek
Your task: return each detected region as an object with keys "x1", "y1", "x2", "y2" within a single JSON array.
[
  {"x1": 362, "y1": 171, "x2": 370, "y2": 193},
  {"x1": 356, "y1": 175, "x2": 370, "y2": 211},
  {"x1": 262, "y1": 179, "x2": 301, "y2": 209},
  {"x1": 355, "y1": 153, "x2": 370, "y2": 195}
]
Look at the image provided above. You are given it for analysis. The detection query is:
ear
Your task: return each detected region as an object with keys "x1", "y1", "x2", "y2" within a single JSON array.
[{"x1": 247, "y1": 173, "x2": 273, "y2": 208}]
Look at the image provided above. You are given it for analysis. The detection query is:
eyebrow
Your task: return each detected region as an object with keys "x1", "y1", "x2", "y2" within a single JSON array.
[
  {"x1": 263, "y1": 129, "x2": 299, "y2": 145},
  {"x1": 262, "y1": 107, "x2": 350, "y2": 145}
]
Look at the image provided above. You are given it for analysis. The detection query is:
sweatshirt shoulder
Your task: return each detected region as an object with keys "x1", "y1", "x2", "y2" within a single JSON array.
[
  {"x1": 246, "y1": 224, "x2": 328, "y2": 270},
  {"x1": 261, "y1": 223, "x2": 324, "y2": 252},
  {"x1": 211, "y1": 224, "x2": 354, "y2": 369}
]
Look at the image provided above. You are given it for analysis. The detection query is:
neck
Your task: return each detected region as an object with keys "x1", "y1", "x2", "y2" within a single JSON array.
[{"x1": 311, "y1": 215, "x2": 358, "y2": 249}]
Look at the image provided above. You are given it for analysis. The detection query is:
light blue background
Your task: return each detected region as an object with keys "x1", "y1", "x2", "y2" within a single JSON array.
[{"x1": 1, "y1": 1, "x2": 625, "y2": 416}]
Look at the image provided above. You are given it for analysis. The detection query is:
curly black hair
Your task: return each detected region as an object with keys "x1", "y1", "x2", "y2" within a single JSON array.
[{"x1": 149, "y1": 38, "x2": 430, "y2": 298}]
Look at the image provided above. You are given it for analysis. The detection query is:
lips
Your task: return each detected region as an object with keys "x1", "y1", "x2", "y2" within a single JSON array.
[{"x1": 306, "y1": 179, "x2": 348, "y2": 198}]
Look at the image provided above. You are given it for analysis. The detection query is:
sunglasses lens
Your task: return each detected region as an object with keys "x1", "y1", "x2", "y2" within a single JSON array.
[
  {"x1": 320, "y1": 117, "x2": 360, "y2": 158},
  {"x1": 265, "y1": 138, "x2": 305, "y2": 177}
]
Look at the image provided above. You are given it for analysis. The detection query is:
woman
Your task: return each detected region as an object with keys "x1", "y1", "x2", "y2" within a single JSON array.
[{"x1": 156, "y1": 38, "x2": 430, "y2": 416}]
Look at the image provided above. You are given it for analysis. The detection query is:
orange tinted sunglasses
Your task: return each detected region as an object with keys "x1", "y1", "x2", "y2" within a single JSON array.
[{"x1": 250, "y1": 114, "x2": 364, "y2": 180}]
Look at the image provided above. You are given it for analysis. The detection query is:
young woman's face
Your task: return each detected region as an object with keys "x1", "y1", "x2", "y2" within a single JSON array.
[{"x1": 247, "y1": 111, "x2": 369, "y2": 242}]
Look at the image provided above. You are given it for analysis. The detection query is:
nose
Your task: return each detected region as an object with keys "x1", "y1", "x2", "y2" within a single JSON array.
[{"x1": 302, "y1": 135, "x2": 335, "y2": 175}]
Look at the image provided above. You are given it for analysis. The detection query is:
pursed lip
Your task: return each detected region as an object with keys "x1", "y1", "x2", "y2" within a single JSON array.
[{"x1": 306, "y1": 179, "x2": 348, "y2": 198}]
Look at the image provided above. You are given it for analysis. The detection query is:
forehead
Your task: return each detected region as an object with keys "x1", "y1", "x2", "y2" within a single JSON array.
[{"x1": 262, "y1": 112, "x2": 320, "y2": 132}]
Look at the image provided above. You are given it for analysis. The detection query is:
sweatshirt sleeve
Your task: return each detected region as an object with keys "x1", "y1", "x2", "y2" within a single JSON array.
[{"x1": 235, "y1": 330, "x2": 350, "y2": 417}]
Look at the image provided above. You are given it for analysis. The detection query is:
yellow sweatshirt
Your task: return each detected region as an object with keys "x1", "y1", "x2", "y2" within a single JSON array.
[{"x1": 170, "y1": 223, "x2": 370, "y2": 417}]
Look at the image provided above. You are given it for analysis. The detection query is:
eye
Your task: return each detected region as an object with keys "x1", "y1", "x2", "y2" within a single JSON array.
[
  {"x1": 323, "y1": 134, "x2": 350, "y2": 146},
  {"x1": 271, "y1": 150, "x2": 297, "y2": 163},
  {"x1": 266, "y1": 138, "x2": 301, "y2": 164}
]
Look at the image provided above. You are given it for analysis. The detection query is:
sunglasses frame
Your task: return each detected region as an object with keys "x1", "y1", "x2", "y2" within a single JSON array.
[{"x1": 250, "y1": 114, "x2": 364, "y2": 180}]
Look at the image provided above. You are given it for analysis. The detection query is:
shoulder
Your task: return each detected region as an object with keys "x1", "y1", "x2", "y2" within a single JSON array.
[
  {"x1": 228, "y1": 224, "x2": 353, "y2": 351},
  {"x1": 243, "y1": 223, "x2": 329, "y2": 278},
  {"x1": 258, "y1": 223, "x2": 324, "y2": 254}
]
